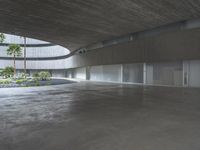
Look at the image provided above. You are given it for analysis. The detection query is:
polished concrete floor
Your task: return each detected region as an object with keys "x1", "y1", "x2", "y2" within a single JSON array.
[{"x1": 0, "y1": 82, "x2": 200, "y2": 150}]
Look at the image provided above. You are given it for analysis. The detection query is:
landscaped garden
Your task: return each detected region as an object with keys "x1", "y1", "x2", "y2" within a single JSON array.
[
  {"x1": 0, "y1": 33, "x2": 76, "y2": 88},
  {"x1": 0, "y1": 67, "x2": 76, "y2": 88},
  {"x1": 0, "y1": 68, "x2": 51, "y2": 88}
]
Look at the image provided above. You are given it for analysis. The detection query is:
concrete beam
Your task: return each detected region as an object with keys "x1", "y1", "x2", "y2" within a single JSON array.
[{"x1": 0, "y1": 0, "x2": 200, "y2": 51}]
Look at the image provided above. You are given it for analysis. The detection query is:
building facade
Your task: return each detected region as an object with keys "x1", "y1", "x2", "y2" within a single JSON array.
[{"x1": 2, "y1": 19, "x2": 200, "y2": 88}]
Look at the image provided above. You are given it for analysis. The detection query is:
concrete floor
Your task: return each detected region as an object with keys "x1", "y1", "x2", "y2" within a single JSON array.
[{"x1": 0, "y1": 82, "x2": 200, "y2": 150}]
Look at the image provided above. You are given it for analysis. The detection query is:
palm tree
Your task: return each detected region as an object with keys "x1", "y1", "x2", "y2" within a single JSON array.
[
  {"x1": 23, "y1": 37, "x2": 27, "y2": 73},
  {"x1": 7, "y1": 44, "x2": 22, "y2": 78},
  {"x1": 0, "y1": 33, "x2": 5, "y2": 43},
  {"x1": 20, "y1": 36, "x2": 27, "y2": 73}
]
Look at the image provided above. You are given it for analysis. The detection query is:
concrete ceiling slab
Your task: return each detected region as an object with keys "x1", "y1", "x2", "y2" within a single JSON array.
[{"x1": 0, "y1": 0, "x2": 200, "y2": 51}]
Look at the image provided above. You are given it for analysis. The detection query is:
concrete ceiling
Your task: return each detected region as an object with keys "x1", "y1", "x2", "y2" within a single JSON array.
[{"x1": 0, "y1": 0, "x2": 200, "y2": 52}]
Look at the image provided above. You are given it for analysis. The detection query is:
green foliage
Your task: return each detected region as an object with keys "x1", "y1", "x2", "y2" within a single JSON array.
[
  {"x1": 18, "y1": 72, "x2": 29, "y2": 79},
  {"x1": 32, "y1": 72, "x2": 39, "y2": 78},
  {"x1": 15, "y1": 79, "x2": 23, "y2": 84},
  {"x1": 15, "y1": 79, "x2": 28, "y2": 84},
  {"x1": 0, "y1": 69, "x2": 3, "y2": 77},
  {"x1": 7, "y1": 44, "x2": 22, "y2": 57},
  {"x1": 0, "y1": 79, "x2": 11, "y2": 84},
  {"x1": 34, "y1": 80, "x2": 40, "y2": 86},
  {"x1": 38, "y1": 71, "x2": 51, "y2": 81},
  {"x1": 32, "y1": 71, "x2": 51, "y2": 86},
  {"x1": 0, "y1": 33, "x2": 5, "y2": 43},
  {"x1": 7, "y1": 44, "x2": 22, "y2": 78},
  {"x1": 32, "y1": 72, "x2": 40, "y2": 81},
  {"x1": 1, "y1": 66, "x2": 14, "y2": 78}
]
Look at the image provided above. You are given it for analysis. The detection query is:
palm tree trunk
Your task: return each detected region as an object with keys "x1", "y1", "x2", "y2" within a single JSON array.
[
  {"x1": 14, "y1": 54, "x2": 16, "y2": 79},
  {"x1": 24, "y1": 37, "x2": 26, "y2": 73}
]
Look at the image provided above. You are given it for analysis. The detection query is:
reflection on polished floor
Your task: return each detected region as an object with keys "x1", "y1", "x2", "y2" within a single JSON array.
[{"x1": 0, "y1": 82, "x2": 200, "y2": 150}]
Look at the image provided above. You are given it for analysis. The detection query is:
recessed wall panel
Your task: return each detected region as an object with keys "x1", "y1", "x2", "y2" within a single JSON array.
[
  {"x1": 74, "y1": 67, "x2": 86, "y2": 79},
  {"x1": 123, "y1": 63, "x2": 143, "y2": 83},
  {"x1": 89, "y1": 64, "x2": 122, "y2": 82},
  {"x1": 52, "y1": 70, "x2": 65, "y2": 77},
  {"x1": 187, "y1": 60, "x2": 200, "y2": 87},
  {"x1": 146, "y1": 62, "x2": 183, "y2": 86}
]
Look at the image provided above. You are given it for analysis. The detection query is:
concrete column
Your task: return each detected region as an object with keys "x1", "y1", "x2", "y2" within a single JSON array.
[
  {"x1": 143, "y1": 63, "x2": 147, "y2": 85},
  {"x1": 121, "y1": 64, "x2": 123, "y2": 83},
  {"x1": 86, "y1": 66, "x2": 90, "y2": 80},
  {"x1": 183, "y1": 61, "x2": 189, "y2": 87}
]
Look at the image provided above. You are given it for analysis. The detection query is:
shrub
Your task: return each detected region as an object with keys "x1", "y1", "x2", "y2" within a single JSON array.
[
  {"x1": 16, "y1": 79, "x2": 28, "y2": 84},
  {"x1": 18, "y1": 72, "x2": 29, "y2": 79},
  {"x1": 32, "y1": 72, "x2": 39, "y2": 78},
  {"x1": 38, "y1": 71, "x2": 51, "y2": 81},
  {"x1": 34, "y1": 80, "x2": 40, "y2": 86},
  {"x1": 0, "y1": 33, "x2": 5, "y2": 43},
  {"x1": 32, "y1": 72, "x2": 40, "y2": 81},
  {"x1": 0, "y1": 79, "x2": 12, "y2": 84},
  {"x1": 1, "y1": 66, "x2": 14, "y2": 78},
  {"x1": 0, "y1": 69, "x2": 3, "y2": 77}
]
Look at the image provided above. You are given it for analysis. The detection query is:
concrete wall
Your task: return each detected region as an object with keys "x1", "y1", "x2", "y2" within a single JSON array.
[
  {"x1": 1, "y1": 28, "x2": 200, "y2": 70},
  {"x1": 146, "y1": 62, "x2": 183, "y2": 86},
  {"x1": 12, "y1": 59, "x2": 200, "y2": 88},
  {"x1": 64, "y1": 28, "x2": 200, "y2": 69},
  {"x1": 0, "y1": 59, "x2": 69, "y2": 70},
  {"x1": 184, "y1": 60, "x2": 200, "y2": 87},
  {"x1": 0, "y1": 45, "x2": 69, "y2": 58},
  {"x1": 89, "y1": 65, "x2": 122, "y2": 82},
  {"x1": 87, "y1": 62, "x2": 183, "y2": 86},
  {"x1": 0, "y1": 34, "x2": 69, "y2": 70},
  {"x1": 73, "y1": 67, "x2": 86, "y2": 80},
  {"x1": 123, "y1": 63, "x2": 143, "y2": 83},
  {"x1": 64, "y1": 60, "x2": 200, "y2": 88},
  {"x1": 2, "y1": 27, "x2": 200, "y2": 88},
  {"x1": 52, "y1": 70, "x2": 66, "y2": 78}
]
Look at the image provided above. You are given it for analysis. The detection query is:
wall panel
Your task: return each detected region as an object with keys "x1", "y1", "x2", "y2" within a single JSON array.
[
  {"x1": 89, "y1": 64, "x2": 122, "y2": 82},
  {"x1": 146, "y1": 62, "x2": 183, "y2": 86},
  {"x1": 74, "y1": 67, "x2": 86, "y2": 79},
  {"x1": 123, "y1": 63, "x2": 143, "y2": 83},
  {"x1": 187, "y1": 60, "x2": 200, "y2": 87},
  {"x1": 52, "y1": 70, "x2": 66, "y2": 77}
]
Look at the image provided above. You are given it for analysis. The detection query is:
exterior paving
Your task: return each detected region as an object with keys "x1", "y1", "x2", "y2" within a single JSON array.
[{"x1": 0, "y1": 82, "x2": 200, "y2": 150}]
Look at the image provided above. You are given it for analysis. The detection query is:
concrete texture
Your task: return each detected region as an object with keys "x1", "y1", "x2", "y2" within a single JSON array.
[
  {"x1": 63, "y1": 28, "x2": 200, "y2": 69},
  {"x1": 1, "y1": 0, "x2": 200, "y2": 51},
  {"x1": 0, "y1": 82, "x2": 200, "y2": 150}
]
